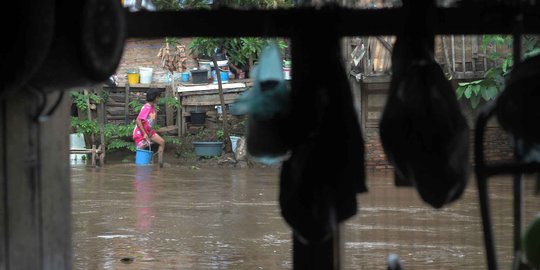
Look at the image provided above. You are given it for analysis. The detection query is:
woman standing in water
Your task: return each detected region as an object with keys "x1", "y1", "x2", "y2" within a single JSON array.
[{"x1": 133, "y1": 88, "x2": 165, "y2": 155}]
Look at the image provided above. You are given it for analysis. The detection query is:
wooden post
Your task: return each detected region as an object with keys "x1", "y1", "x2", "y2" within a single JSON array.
[
  {"x1": 451, "y1": 35, "x2": 456, "y2": 73},
  {"x1": 165, "y1": 85, "x2": 174, "y2": 126},
  {"x1": 0, "y1": 90, "x2": 72, "y2": 269},
  {"x1": 441, "y1": 36, "x2": 453, "y2": 77},
  {"x1": 461, "y1": 35, "x2": 466, "y2": 73},
  {"x1": 212, "y1": 54, "x2": 232, "y2": 153},
  {"x1": 471, "y1": 35, "x2": 478, "y2": 73},
  {"x1": 84, "y1": 89, "x2": 95, "y2": 146},
  {"x1": 98, "y1": 87, "x2": 106, "y2": 165},
  {"x1": 177, "y1": 93, "x2": 184, "y2": 137},
  {"x1": 125, "y1": 84, "x2": 130, "y2": 125},
  {"x1": 91, "y1": 144, "x2": 96, "y2": 167}
]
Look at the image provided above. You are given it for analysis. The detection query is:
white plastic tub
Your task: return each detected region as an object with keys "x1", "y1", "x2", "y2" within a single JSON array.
[{"x1": 139, "y1": 67, "x2": 153, "y2": 84}]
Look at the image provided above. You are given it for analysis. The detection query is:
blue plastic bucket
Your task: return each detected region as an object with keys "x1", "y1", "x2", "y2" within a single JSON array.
[
  {"x1": 135, "y1": 146, "x2": 153, "y2": 165},
  {"x1": 181, "y1": 72, "x2": 190, "y2": 82},
  {"x1": 212, "y1": 69, "x2": 229, "y2": 84}
]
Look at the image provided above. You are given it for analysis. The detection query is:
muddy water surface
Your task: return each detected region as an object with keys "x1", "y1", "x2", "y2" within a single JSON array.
[{"x1": 72, "y1": 164, "x2": 539, "y2": 269}]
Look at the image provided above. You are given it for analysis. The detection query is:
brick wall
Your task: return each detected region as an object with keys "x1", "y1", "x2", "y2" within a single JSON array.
[
  {"x1": 360, "y1": 80, "x2": 515, "y2": 168},
  {"x1": 115, "y1": 38, "x2": 195, "y2": 85},
  {"x1": 364, "y1": 126, "x2": 515, "y2": 169}
]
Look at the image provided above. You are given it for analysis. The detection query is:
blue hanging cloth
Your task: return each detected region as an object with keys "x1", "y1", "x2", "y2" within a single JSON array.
[{"x1": 234, "y1": 42, "x2": 291, "y2": 164}]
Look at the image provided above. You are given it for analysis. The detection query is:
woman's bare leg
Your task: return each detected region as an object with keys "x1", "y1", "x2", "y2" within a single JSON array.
[{"x1": 151, "y1": 133, "x2": 165, "y2": 153}]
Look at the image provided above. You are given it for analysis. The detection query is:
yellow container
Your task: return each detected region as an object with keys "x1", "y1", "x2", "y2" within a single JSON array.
[{"x1": 127, "y1": 73, "x2": 140, "y2": 85}]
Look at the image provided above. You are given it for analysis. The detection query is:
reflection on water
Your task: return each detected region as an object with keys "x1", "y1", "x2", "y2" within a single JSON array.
[{"x1": 72, "y1": 165, "x2": 539, "y2": 269}]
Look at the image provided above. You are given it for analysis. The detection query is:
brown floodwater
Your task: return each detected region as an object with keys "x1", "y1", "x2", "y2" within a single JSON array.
[{"x1": 72, "y1": 163, "x2": 540, "y2": 269}]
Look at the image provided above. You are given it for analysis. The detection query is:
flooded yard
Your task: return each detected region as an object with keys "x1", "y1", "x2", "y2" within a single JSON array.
[{"x1": 72, "y1": 164, "x2": 539, "y2": 269}]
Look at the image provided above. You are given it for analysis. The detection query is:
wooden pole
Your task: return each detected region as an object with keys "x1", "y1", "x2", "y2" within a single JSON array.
[
  {"x1": 98, "y1": 87, "x2": 106, "y2": 165},
  {"x1": 212, "y1": 54, "x2": 232, "y2": 153},
  {"x1": 166, "y1": 81, "x2": 174, "y2": 127},
  {"x1": 177, "y1": 93, "x2": 184, "y2": 137},
  {"x1": 84, "y1": 89, "x2": 95, "y2": 146},
  {"x1": 441, "y1": 36, "x2": 453, "y2": 77},
  {"x1": 125, "y1": 84, "x2": 130, "y2": 125}
]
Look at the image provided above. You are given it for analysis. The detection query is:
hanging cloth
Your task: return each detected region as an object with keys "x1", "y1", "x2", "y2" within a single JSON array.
[
  {"x1": 379, "y1": 30, "x2": 470, "y2": 208},
  {"x1": 496, "y1": 54, "x2": 540, "y2": 162},
  {"x1": 279, "y1": 24, "x2": 367, "y2": 244}
]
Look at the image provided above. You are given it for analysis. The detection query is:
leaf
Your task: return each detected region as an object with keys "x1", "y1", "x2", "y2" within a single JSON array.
[
  {"x1": 481, "y1": 88, "x2": 491, "y2": 101},
  {"x1": 470, "y1": 95, "x2": 481, "y2": 108},
  {"x1": 525, "y1": 48, "x2": 540, "y2": 59},
  {"x1": 488, "y1": 86, "x2": 499, "y2": 100},
  {"x1": 472, "y1": 84, "x2": 481, "y2": 95},
  {"x1": 502, "y1": 59, "x2": 508, "y2": 73},
  {"x1": 456, "y1": 86, "x2": 465, "y2": 99},
  {"x1": 464, "y1": 86, "x2": 472, "y2": 99}
]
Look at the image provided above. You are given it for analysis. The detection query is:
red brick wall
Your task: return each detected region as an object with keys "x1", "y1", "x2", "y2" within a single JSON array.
[
  {"x1": 361, "y1": 80, "x2": 515, "y2": 168},
  {"x1": 115, "y1": 38, "x2": 195, "y2": 85},
  {"x1": 364, "y1": 126, "x2": 515, "y2": 169}
]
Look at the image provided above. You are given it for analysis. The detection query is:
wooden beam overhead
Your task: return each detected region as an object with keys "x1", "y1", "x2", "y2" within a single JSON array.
[{"x1": 126, "y1": 6, "x2": 540, "y2": 38}]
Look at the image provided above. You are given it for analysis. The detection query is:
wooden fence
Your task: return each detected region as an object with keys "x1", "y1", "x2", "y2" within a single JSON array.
[{"x1": 352, "y1": 35, "x2": 508, "y2": 80}]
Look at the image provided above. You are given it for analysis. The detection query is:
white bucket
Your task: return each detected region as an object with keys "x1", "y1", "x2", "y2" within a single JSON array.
[
  {"x1": 230, "y1": 136, "x2": 240, "y2": 153},
  {"x1": 70, "y1": 133, "x2": 86, "y2": 161},
  {"x1": 209, "y1": 60, "x2": 229, "y2": 67},
  {"x1": 283, "y1": 67, "x2": 292, "y2": 80},
  {"x1": 139, "y1": 67, "x2": 153, "y2": 84}
]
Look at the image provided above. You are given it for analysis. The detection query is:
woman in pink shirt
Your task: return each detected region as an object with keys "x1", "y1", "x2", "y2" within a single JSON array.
[{"x1": 133, "y1": 88, "x2": 165, "y2": 154}]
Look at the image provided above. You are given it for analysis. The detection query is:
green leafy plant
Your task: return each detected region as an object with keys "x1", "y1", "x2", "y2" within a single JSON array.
[
  {"x1": 129, "y1": 100, "x2": 145, "y2": 113},
  {"x1": 456, "y1": 35, "x2": 540, "y2": 108},
  {"x1": 158, "y1": 96, "x2": 181, "y2": 110},
  {"x1": 191, "y1": 129, "x2": 224, "y2": 142},
  {"x1": 189, "y1": 38, "x2": 288, "y2": 73},
  {"x1": 129, "y1": 96, "x2": 180, "y2": 113},
  {"x1": 70, "y1": 91, "x2": 102, "y2": 112},
  {"x1": 71, "y1": 117, "x2": 99, "y2": 135}
]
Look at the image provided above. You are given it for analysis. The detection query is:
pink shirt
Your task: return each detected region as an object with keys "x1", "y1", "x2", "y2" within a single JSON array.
[{"x1": 133, "y1": 103, "x2": 157, "y2": 147}]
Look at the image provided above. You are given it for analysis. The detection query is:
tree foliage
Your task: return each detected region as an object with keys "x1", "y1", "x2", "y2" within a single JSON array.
[{"x1": 456, "y1": 35, "x2": 540, "y2": 108}]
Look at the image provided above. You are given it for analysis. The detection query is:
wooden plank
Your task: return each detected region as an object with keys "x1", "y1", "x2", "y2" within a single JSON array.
[
  {"x1": 177, "y1": 82, "x2": 247, "y2": 92},
  {"x1": 182, "y1": 93, "x2": 242, "y2": 106},
  {"x1": 367, "y1": 94, "x2": 388, "y2": 107},
  {"x1": 361, "y1": 75, "x2": 391, "y2": 83},
  {"x1": 366, "y1": 82, "x2": 390, "y2": 91},
  {"x1": 39, "y1": 91, "x2": 72, "y2": 269}
]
